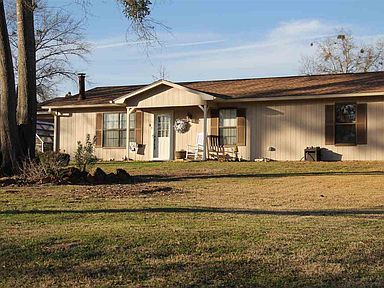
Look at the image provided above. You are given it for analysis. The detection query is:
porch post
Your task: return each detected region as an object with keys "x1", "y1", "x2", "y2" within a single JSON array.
[
  {"x1": 53, "y1": 112, "x2": 59, "y2": 152},
  {"x1": 203, "y1": 102, "x2": 208, "y2": 161},
  {"x1": 126, "y1": 107, "x2": 137, "y2": 160}
]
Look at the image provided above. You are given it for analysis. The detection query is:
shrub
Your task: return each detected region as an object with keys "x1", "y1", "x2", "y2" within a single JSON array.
[
  {"x1": 75, "y1": 134, "x2": 98, "y2": 172},
  {"x1": 37, "y1": 151, "x2": 70, "y2": 167}
]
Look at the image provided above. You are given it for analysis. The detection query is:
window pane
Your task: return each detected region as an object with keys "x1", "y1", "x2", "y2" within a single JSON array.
[
  {"x1": 335, "y1": 104, "x2": 356, "y2": 123},
  {"x1": 120, "y1": 113, "x2": 127, "y2": 129},
  {"x1": 335, "y1": 124, "x2": 356, "y2": 144},
  {"x1": 219, "y1": 109, "x2": 237, "y2": 127},
  {"x1": 129, "y1": 130, "x2": 135, "y2": 142},
  {"x1": 220, "y1": 127, "x2": 237, "y2": 145},
  {"x1": 103, "y1": 130, "x2": 120, "y2": 147},
  {"x1": 129, "y1": 112, "x2": 136, "y2": 143},
  {"x1": 119, "y1": 130, "x2": 126, "y2": 147},
  {"x1": 103, "y1": 113, "x2": 119, "y2": 129}
]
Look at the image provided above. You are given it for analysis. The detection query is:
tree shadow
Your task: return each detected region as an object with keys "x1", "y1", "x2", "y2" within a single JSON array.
[{"x1": 1, "y1": 206, "x2": 383, "y2": 217}]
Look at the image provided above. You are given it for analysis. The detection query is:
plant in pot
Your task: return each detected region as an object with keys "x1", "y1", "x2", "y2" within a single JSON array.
[{"x1": 175, "y1": 149, "x2": 187, "y2": 159}]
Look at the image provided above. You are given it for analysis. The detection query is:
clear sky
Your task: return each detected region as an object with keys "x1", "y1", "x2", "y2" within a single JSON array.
[{"x1": 47, "y1": 0, "x2": 384, "y2": 95}]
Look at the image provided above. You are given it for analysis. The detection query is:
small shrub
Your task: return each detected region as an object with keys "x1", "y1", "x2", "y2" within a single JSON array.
[
  {"x1": 75, "y1": 134, "x2": 98, "y2": 172},
  {"x1": 37, "y1": 151, "x2": 70, "y2": 167},
  {"x1": 20, "y1": 152, "x2": 69, "y2": 183}
]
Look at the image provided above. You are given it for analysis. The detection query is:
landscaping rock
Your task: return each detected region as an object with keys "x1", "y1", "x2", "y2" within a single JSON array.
[
  {"x1": 93, "y1": 167, "x2": 107, "y2": 184},
  {"x1": 106, "y1": 172, "x2": 118, "y2": 183},
  {"x1": 0, "y1": 177, "x2": 18, "y2": 187},
  {"x1": 86, "y1": 173, "x2": 95, "y2": 184},
  {"x1": 116, "y1": 168, "x2": 131, "y2": 183}
]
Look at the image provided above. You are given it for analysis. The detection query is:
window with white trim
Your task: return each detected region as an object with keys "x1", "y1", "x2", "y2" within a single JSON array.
[
  {"x1": 335, "y1": 103, "x2": 357, "y2": 145},
  {"x1": 219, "y1": 109, "x2": 237, "y2": 145},
  {"x1": 103, "y1": 113, "x2": 126, "y2": 147}
]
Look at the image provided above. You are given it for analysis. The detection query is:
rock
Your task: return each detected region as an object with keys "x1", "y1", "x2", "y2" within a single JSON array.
[
  {"x1": 86, "y1": 173, "x2": 95, "y2": 184},
  {"x1": 106, "y1": 173, "x2": 117, "y2": 183},
  {"x1": 67, "y1": 167, "x2": 82, "y2": 178},
  {"x1": 66, "y1": 167, "x2": 83, "y2": 184},
  {"x1": 93, "y1": 167, "x2": 107, "y2": 184},
  {"x1": 116, "y1": 168, "x2": 131, "y2": 183},
  {"x1": 40, "y1": 176, "x2": 53, "y2": 184},
  {"x1": 0, "y1": 177, "x2": 18, "y2": 187}
]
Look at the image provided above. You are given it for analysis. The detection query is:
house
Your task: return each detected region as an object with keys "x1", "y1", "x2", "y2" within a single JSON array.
[{"x1": 39, "y1": 71, "x2": 384, "y2": 161}]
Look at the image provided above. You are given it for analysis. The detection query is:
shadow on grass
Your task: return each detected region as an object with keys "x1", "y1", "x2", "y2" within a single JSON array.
[
  {"x1": 134, "y1": 171, "x2": 384, "y2": 183},
  {"x1": 1, "y1": 206, "x2": 383, "y2": 217}
]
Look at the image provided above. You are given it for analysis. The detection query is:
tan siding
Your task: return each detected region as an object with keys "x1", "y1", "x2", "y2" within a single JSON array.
[
  {"x1": 125, "y1": 85, "x2": 205, "y2": 108},
  {"x1": 247, "y1": 98, "x2": 384, "y2": 161},
  {"x1": 59, "y1": 111, "x2": 127, "y2": 161}
]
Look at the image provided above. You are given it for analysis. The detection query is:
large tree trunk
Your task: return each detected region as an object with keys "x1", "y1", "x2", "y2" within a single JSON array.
[
  {"x1": 16, "y1": 0, "x2": 36, "y2": 159},
  {"x1": 0, "y1": 0, "x2": 19, "y2": 175}
]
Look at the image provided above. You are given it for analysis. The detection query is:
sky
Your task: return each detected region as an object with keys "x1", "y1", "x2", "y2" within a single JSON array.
[{"x1": 46, "y1": 0, "x2": 384, "y2": 96}]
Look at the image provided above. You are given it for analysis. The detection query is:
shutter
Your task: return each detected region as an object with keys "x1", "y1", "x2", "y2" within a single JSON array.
[
  {"x1": 356, "y1": 103, "x2": 367, "y2": 145},
  {"x1": 210, "y1": 109, "x2": 219, "y2": 136},
  {"x1": 237, "y1": 108, "x2": 246, "y2": 146},
  {"x1": 325, "y1": 105, "x2": 335, "y2": 145},
  {"x1": 95, "y1": 113, "x2": 103, "y2": 148},
  {"x1": 135, "y1": 110, "x2": 143, "y2": 145}
]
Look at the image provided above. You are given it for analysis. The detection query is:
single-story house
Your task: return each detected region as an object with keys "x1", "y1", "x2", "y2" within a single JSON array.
[{"x1": 39, "y1": 71, "x2": 384, "y2": 161}]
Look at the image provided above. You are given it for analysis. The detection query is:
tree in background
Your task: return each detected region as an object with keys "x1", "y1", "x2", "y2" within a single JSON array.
[
  {"x1": 6, "y1": 0, "x2": 90, "y2": 101},
  {"x1": 300, "y1": 31, "x2": 384, "y2": 75},
  {"x1": 0, "y1": 0, "x2": 156, "y2": 175}
]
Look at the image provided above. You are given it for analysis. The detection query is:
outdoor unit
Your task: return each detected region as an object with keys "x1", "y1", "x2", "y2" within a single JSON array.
[{"x1": 304, "y1": 146, "x2": 321, "y2": 161}]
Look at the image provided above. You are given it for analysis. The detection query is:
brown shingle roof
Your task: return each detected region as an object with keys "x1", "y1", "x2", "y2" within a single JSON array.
[{"x1": 41, "y1": 72, "x2": 384, "y2": 107}]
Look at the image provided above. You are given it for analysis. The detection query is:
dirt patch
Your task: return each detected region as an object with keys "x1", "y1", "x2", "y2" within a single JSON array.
[
  {"x1": 68, "y1": 184, "x2": 183, "y2": 198},
  {"x1": 21, "y1": 183, "x2": 185, "y2": 199}
]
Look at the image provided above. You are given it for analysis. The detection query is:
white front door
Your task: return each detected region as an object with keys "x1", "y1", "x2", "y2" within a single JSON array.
[{"x1": 153, "y1": 113, "x2": 172, "y2": 160}]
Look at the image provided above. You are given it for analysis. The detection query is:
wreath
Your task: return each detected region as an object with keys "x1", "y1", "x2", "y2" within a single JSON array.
[{"x1": 174, "y1": 119, "x2": 190, "y2": 133}]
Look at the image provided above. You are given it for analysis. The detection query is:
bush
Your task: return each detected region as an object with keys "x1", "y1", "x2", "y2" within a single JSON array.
[
  {"x1": 37, "y1": 151, "x2": 70, "y2": 167},
  {"x1": 75, "y1": 134, "x2": 98, "y2": 172}
]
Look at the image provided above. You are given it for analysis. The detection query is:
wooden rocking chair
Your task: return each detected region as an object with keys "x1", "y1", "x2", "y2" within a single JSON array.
[{"x1": 207, "y1": 135, "x2": 225, "y2": 160}]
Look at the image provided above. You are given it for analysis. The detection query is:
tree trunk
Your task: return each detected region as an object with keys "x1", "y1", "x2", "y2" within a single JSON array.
[
  {"x1": 16, "y1": 0, "x2": 36, "y2": 159},
  {"x1": 0, "y1": 0, "x2": 19, "y2": 175}
]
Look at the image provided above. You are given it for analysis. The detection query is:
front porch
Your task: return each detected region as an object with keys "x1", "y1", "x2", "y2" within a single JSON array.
[{"x1": 111, "y1": 80, "x2": 214, "y2": 162}]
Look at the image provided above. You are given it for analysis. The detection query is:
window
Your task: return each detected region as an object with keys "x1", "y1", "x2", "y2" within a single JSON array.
[
  {"x1": 335, "y1": 103, "x2": 357, "y2": 144},
  {"x1": 103, "y1": 113, "x2": 126, "y2": 147},
  {"x1": 219, "y1": 109, "x2": 237, "y2": 145},
  {"x1": 128, "y1": 112, "x2": 136, "y2": 145}
]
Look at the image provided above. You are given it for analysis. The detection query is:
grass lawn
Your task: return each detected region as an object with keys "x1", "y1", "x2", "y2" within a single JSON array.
[{"x1": 1, "y1": 161, "x2": 383, "y2": 287}]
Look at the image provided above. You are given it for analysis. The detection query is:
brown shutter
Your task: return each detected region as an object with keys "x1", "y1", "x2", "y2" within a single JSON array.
[
  {"x1": 95, "y1": 113, "x2": 103, "y2": 148},
  {"x1": 325, "y1": 105, "x2": 335, "y2": 145},
  {"x1": 356, "y1": 103, "x2": 367, "y2": 145},
  {"x1": 210, "y1": 109, "x2": 219, "y2": 136},
  {"x1": 135, "y1": 110, "x2": 143, "y2": 145},
  {"x1": 237, "y1": 108, "x2": 246, "y2": 146}
]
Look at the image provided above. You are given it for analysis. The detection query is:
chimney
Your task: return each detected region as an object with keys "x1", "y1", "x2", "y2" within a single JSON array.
[{"x1": 78, "y1": 73, "x2": 86, "y2": 100}]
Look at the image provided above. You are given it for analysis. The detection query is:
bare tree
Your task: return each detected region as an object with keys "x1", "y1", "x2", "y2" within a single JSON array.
[
  {"x1": 7, "y1": 0, "x2": 90, "y2": 101},
  {"x1": 0, "y1": 0, "x2": 19, "y2": 174},
  {"x1": 0, "y1": 0, "x2": 157, "y2": 174},
  {"x1": 152, "y1": 64, "x2": 169, "y2": 81},
  {"x1": 300, "y1": 32, "x2": 384, "y2": 75}
]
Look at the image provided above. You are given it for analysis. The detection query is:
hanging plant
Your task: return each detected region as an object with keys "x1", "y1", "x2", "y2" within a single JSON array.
[{"x1": 174, "y1": 119, "x2": 190, "y2": 134}]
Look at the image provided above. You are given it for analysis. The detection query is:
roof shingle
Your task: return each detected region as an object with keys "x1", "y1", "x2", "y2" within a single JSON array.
[{"x1": 41, "y1": 72, "x2": 384, "y2": 107}]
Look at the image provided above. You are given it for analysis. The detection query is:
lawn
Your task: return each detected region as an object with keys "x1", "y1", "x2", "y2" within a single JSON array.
[{"x1": 1, "y1": 161, "x2": 383, "y2": 287}]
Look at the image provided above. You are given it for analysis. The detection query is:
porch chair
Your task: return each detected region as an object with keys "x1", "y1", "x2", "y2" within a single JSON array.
[
  {"x1": 185, "y1": 132, "x2": 205, "y2": 160},
  {"x1": 207, "y1": 135, "x2": 225, "y2": 161}
]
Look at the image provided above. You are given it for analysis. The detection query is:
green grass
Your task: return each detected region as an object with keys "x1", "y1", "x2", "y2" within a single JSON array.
[{"x1": 1, "y1": 161, "x2": 383, "y2": 287}]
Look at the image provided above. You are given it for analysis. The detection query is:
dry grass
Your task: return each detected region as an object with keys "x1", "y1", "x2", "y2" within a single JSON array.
[{"x1": 0, "y1": 161, "x2": 383, "y2": 287}]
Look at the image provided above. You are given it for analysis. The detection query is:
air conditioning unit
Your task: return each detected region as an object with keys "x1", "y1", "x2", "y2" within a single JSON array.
[{"x1": 304, "y1": 146, "x2": 321, "y2": 161}]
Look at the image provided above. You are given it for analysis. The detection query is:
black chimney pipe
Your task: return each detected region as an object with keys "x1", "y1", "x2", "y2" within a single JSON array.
[{"x1": 78, "y1": 73, "x2": 86, "y2": 100}]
